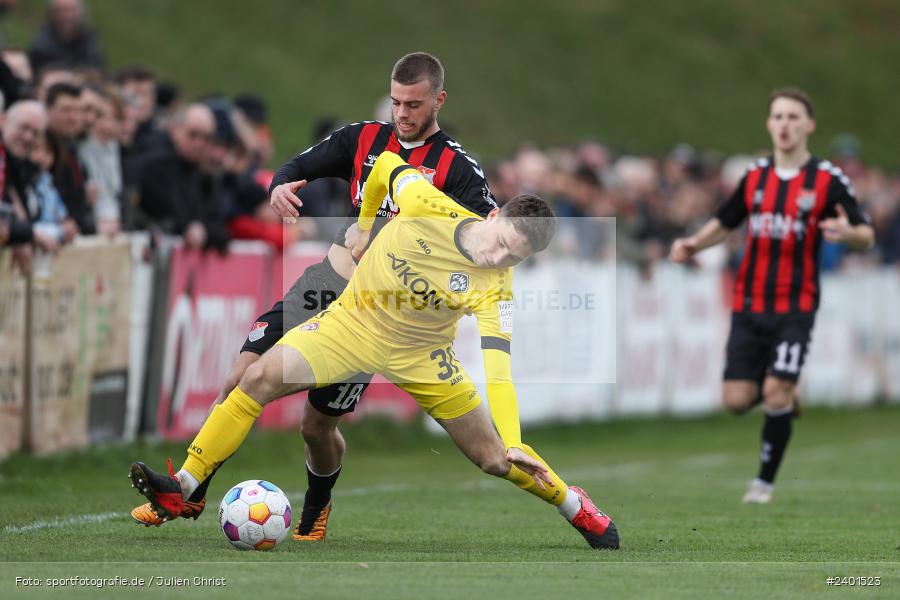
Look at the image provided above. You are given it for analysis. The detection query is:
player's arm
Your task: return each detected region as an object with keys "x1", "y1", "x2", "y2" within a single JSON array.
[
  {"x1": 268, "y1": 124, "x2": 357, "y2": 219},
  {"x1": 819, "y1": 176, "x2": 875, "y2": 251},
  {"x1": 476, "y1": 299, "x2": 553, "y2": 489},
  {"x1": 670, "y1": 219, "x2": 731, "y2": 263},
  {"x1": 358, "y1": 151, "x2": 438, "y2": 226},
  {"x1": 442, "y1": 148, "x2": 497, "y2": 215},
  {"x1": 670, "y1": 175, "x2": 748, "y2": 263},
  {"x1": 473, "y1": 281, "x2": 522, "y2": 450},
  {"x1": 349, "y1": 151, "x2": 443, "y2": 258}
]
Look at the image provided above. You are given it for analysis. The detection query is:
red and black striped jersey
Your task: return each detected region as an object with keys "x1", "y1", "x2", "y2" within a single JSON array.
[
  {"x1": 269, "y1": 121, "x2": 496, "y2": 246},
  {"x1": 715, "y1": 156, "x2": 869, "y2": 314}
]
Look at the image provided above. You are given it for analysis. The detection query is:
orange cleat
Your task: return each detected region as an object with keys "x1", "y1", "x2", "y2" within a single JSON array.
[{"x1": 293, "y1": 502, "x2": 332, "y2": 541}]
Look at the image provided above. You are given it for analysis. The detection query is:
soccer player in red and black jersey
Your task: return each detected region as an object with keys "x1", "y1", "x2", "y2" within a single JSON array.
[
  {"x1": 130, "y1": 53, "x2": 497, "y2": 534},
  {"x1": 670, "y1": 88, "x2": 874, "y2": 503}
]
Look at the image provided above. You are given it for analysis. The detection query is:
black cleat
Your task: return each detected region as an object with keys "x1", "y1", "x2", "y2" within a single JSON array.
[{"x1": 129, "y1": 459, "x2": 184, "y2": 520}]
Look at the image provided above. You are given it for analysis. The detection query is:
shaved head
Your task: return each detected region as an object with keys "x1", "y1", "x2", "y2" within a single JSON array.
[{"x1": 171, "y1": 103, "x2": 215, "y2": 164}]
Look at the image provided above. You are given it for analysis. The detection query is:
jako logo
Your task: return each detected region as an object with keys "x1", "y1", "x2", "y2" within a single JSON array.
[{"x1": 416, "y1": 238, "x2": 432, "y2": 254}]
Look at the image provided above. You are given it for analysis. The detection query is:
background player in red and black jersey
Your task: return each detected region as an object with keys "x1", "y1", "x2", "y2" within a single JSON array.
[
  {"x1": 130, "y1": 53, "x2": 497, "y2": 534},
  {"x1": 670, "y1": 88, "x2": 874, "y2": 503}
]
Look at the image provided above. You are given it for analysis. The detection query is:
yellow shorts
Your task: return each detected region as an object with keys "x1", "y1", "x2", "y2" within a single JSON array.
[{"x1": 276, "y1": 308, "x2": 481, "y2": 420}]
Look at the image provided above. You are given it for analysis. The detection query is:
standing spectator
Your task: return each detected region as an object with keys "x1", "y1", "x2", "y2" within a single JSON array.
[
  {"x1": 513, "y1": 143, "x2": 552, "y2": 195},
  {"x1": 1, "y1": 100, "x2": 53, "y2": 271},
  {"x1": 0, "y1": 49, "x2": 33, "y2": 105},
  {"x1": 33, "y1": 62, "x2": 79, "y2": 102},
  {"x1": 29, "y1": 129, "x2": 76, "y2": 249},
  {"x1": 2, "y1": 100, "x2": 47, "y2": 246},
  {"x1": 28, "y1": 0, "x2": 104, "y2": 73},
  {"x1": 115, "y1": 65, "x2": 158, "y2": 153},
  {"x1": 153, "y1": 80, "x2": 180, "y2": 131},
  {"x1": 553, "y1": 165, "x2": 608, "y2": 260},
  {"x1": 486, "y1": 160, "x2": 520, "y2": 206},
  {"x1": 224, "y1": 108, "x2": 312, "y2": 248},
  {"x1": 45, "y1": 81, "x2": 93, "y2": 234},
  {"x1": 78, "y1": 85, "x2": 122, "y2": 234},
  {"x1": 133, "y1": 102, "x2": 228, "y2": 251},
  {"x1": 78, "y1": 81, "x2": 103, "y2": 136},
  {"x1": 234, "y1": 93, "x2": 272, "y2": 166}
]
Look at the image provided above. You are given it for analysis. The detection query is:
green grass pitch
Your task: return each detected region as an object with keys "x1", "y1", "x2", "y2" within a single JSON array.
[{"x1": 2, "y1": 406, "x2": 899, "y2": 599}]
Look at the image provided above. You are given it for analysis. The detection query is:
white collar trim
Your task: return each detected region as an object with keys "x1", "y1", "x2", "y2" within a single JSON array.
[{"x1": 399, "y1": 139, "x2": 426, "y2": 149}]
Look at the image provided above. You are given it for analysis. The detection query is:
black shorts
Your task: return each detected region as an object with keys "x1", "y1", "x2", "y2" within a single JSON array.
[
  {"x1": 239, "y1": 257, "x2": 371, "y2": 416},
  {"x1": 724, "y1": 311, "x2": 816, "y2": 383},
  {"x1": 241, "y1": 257, "x2": 348, "y2": 355}
]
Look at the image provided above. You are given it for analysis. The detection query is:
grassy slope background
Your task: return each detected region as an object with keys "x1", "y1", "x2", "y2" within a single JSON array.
[{"x1": 5, "y1": 0, "x2": 899, "y2": 166}]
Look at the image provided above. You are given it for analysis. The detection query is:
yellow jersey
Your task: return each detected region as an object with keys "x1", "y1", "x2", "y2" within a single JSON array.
[{"x1": 338, "y1": 151, "x2": 522, "y2": 447}]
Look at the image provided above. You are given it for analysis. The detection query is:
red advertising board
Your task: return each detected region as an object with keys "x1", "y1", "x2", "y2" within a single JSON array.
[{"x1": 156, "y1": 244, "x2": 271, "y2": 439}]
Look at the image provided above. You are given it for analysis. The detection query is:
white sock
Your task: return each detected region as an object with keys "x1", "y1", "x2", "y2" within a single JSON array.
[
  {"x1": 751, "y1": 478, "x2": 774, "y2": 492},
  {"x1": 557, "y1": 487, "x2": 582, "y2": 522},
  {"x1": 175, "y1": 469, "x2": 200, "y2": 501}
]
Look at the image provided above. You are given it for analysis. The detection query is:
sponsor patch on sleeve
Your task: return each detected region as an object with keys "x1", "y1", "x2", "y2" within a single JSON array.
[
  {"x1": 248, "y1": 321, "x2": 268, "y2": 342},
  {"x1": 394, "y1": 172, "x2": 423, "y2": 197},
  {"x1": 497, "y1": 301, "x2": 513, "y2": 334}
]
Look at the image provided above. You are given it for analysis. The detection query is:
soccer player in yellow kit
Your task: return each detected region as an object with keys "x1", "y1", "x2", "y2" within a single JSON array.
[{"x1": 130, "y1": 152, "x2": 619, "y2": 550}]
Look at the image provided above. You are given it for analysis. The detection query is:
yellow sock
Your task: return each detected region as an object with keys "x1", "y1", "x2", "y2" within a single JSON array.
[
  {"x1": 181, "y1": 387, "x2": 262, "y2": 482},
  {"x1": 502, "y1": 443, "x2": 569, "y2": 506}
]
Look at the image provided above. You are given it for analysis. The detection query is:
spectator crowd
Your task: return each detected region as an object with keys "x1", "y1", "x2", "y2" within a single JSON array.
[{"x1": 2, "y1": 0, "x2": 899, "y2": 276}]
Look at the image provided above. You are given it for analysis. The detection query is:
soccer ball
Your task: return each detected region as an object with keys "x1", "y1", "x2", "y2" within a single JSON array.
[{"x1": 219, "y1": 480, "x2": 292, "y2": 550}]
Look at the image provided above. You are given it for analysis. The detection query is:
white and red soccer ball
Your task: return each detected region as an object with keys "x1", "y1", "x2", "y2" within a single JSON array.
[{"x1": 219, "y1": 480, "x2": 292, "y2": 550}]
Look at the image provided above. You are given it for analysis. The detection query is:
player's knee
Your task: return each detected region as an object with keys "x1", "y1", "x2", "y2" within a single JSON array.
[
  {"x1": 300, "y1": 414, "x2": 336, "y2": 443},
  {"x1": 238, "y1": 360, "x2": 277, "y2": 404},
  {"x1": 219, "y1": 352, "x2": 261, "y2": 403},
  {"x1": 219, "y1": 370, "x2": 243, "y2": 403},
  {"x1": 763, "y1": 382, "x2": 794, "y2": 411},
  {"x1": 722, "y1": 393, "x2": 752, "y2": 414}
]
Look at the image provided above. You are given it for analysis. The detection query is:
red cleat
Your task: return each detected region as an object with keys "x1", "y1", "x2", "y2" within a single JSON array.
[
  {"x1": 129, "y1": 459, "x2": 184, "y2": 521},
  {"x1": 568, "y1": 486, "x2": 620, "y2": 550}
]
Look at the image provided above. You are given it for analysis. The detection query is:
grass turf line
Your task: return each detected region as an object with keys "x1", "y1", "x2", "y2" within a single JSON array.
[{"x1": 1, "y1": 407, "x2": 899, "y2": 598}]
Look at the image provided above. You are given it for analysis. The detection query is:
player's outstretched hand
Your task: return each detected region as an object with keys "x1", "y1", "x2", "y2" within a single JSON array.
[
  {"x1": 270, "y1": 180, "x2": 307, "y2": 223},
  {"x1": 346, "y1": 223, "x2": 372, "y2": 261},
  {"x1": 506, "y1": 447, "x2": 552, "y2": 490},
  {"x1": 669, "y1": 237, "x2": 697, "y2": 263},
  {"x1": 819, "y1": 204, "x2": 852, "y2": 243}
]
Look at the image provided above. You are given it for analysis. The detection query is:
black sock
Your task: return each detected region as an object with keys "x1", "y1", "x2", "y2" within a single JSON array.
[
  {"x1": 188, "y1": 473, "x2": 215, "y2": 503},
  {"x1": 757, "y1": 409, "x2": 794, "y2": 483},
  {"x1": 187, "y1": 455, "x2": 231, "y2": 503},
  {"x1": 304, "y1": 464, "x2": 341, "y2": 509},
  {"x1": 296, "y1": 465, "x2": 341, "y2": 535}
]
